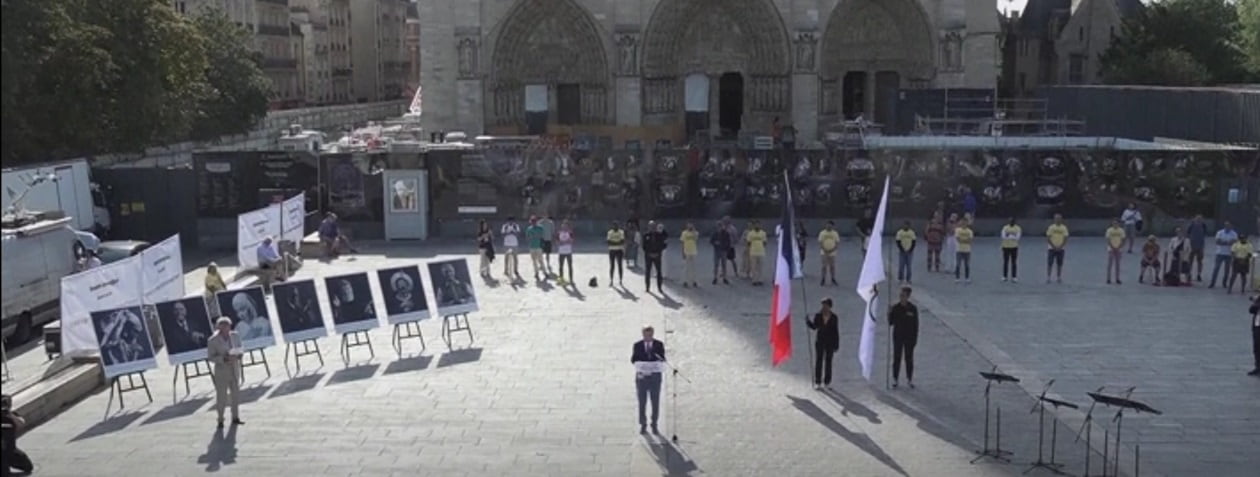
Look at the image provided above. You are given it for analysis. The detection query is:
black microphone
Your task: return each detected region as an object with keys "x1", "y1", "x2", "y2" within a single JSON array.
[{"x1": 654, "y1": 353, "x2": 666, "y2": 362}]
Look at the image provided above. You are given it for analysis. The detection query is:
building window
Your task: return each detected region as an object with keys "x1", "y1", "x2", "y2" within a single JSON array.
[
  {"x1": 1019, "y1": 72, "x2": 1027, "y2": 92},
  {"x1": 1068, "y1": 54, "x2": 1085, "y2": 84},
  {"x1": 1078, "y1": 27, "x2": 1084, "y2": 42}
]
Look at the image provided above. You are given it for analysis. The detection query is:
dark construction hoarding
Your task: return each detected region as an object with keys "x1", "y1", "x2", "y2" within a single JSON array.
[{"x1": 428, "y1": 147, "x2": 1257, "y2": 220}]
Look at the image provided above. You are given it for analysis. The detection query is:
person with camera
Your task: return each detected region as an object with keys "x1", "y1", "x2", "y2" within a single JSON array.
[{"x1": 1, "y1": 394, "x2": 34, "y2": 476}]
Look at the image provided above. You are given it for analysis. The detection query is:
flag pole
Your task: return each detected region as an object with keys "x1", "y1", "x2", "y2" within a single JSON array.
[
  {"x1": 884, "y1": 238, "x2": 893, "y2": 390},
  {"x1": 785, "y1": 171, "x2": 814, "y2": 376}
]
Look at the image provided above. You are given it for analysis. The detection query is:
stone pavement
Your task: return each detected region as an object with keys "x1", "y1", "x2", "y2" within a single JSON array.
[{"x1": 15, "y1": 237, "x2": 1255, "y2": 476}]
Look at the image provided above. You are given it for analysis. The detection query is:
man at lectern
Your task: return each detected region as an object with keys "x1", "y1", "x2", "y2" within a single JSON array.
[{"x1": 631, "y1": 325, "x2": 666, "y2": 435}]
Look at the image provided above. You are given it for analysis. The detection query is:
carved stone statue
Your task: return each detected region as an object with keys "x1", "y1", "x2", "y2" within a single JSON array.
[
  {"x1": 941, "y1": 31, "x2": 963, "y2": 72},
  {"x1": 794, "y1": 32, "x2": 817, "y2": 72},
  {"x1": 457, "y1": 37, "x2": 479, "y2": 78},
  {"x1": 617, "y1": 34, "x2": 638, "y2": 75}
]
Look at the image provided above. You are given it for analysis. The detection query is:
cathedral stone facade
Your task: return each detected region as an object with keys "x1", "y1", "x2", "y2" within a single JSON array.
[{"x1": 417, "y1": 0, "x2": 999, "y2": 143}]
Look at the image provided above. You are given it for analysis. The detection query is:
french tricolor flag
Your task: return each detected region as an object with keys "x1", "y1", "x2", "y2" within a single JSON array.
[{"x1": 770, "y1": 173, "x2": 800, "y2": 367}]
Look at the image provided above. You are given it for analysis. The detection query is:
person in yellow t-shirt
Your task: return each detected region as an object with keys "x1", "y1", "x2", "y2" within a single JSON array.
[
  {"x1": 680, "y1": 222, "x2": 700, "y2": 288},
  {"x1": 1000, "y1": 218, "x2": 1022, "y2": 282},
  {"x1": 606, "y1": 221, "x2": 626, "y2": 286},
  {"x1": 1227, "y1": 235, "x2": 1253, "y2": 294},
  {"x1": 1105, "y1": 219, "x2": 1126, "y2": 284},
  {"x1": 745, "y1": 221, "x2": 768, "y2": 285},
  {"x1": 817, "y1": 221, "x2": 840, "y2": 286},
  {"x1": 953, "y1": 219, "x2": 974, "y2": 283},
  {"x1": 1045, "y1": 214, "x2": 1069, "y2": 283},
  {"x1": 895, "y1": 221, "x2": 917, "y2": 285}
]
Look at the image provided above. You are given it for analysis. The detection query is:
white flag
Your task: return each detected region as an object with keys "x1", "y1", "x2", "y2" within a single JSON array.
[{"x1": 856, "y1": 176, "x2": 890, "y2": 380}]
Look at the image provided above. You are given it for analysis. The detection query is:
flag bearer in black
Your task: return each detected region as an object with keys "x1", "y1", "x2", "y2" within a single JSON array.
[
  {"x1": 642, "y1": 222, "x2": 669, "y2": 293},
  {"x1": 889, "y1": 286, "x2": 920, "y2": 388}
]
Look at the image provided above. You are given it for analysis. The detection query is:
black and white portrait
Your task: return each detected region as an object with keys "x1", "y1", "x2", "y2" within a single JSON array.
[
  {"x1": 390, "y1": 178, "x2": 418, "y2": 212},
  {"x1": 427, "y1": 258, "x2": 479, "y2": 315},
  {"x1": 273, "y1": 280, "x2": 328, "y2": 342},
  {"x1": 324, "y1": 273, "x2": 379, "y2": 334},
  {"x1": 90, "y1": 305, "x2": 158, "y2": 378},
  {"x1": 155, "y1": 297, "x2": 213, "y2": 365},
  {"x1": 215, "y1": 287, "x2": 276, "y2": 350},
  {"x1": 376, "y1": 265, "x2": 431, "y2": 324}
]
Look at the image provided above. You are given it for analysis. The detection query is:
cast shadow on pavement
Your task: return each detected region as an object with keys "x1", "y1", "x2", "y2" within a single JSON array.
[
  {"x1": 197, "y1": 424, "x2": 238, "y2": 472},
  {"x1": 641, "y1": 438, "x2": 700, "y2": 476},
  {"x1": 269, "y1": 372, "x2": 325, "y2": 398},
  {"x1": 382, "y1": 354, "x2": 433, "y2": 374},
  {"x1": 327, "y1": 363, "x2": 380, "y2": 385},
  {"x1": 821, "y1": 389, "x2": 882, "y2": 425},
  {"x1": 436, "y1": 347, "x2": 483, "y2": 368},
  {"x1": 871, "y1": 389, "x2": 978, "y2": 452},
  {"x1": 614, "y1": 284, "x2": 640, "y2": 302},
  {"x1": 141, "y1": 396, "x2": 212, "y2": 426},
  {"x1": 787, "y1": 395, "x2": 908, "y2": 477},
  {"x1": 69, "y1": 410, "x2": 146, "y2": 442},
  {"x1": 236, "y1": 384, "x2": 274, "y2": 404}
]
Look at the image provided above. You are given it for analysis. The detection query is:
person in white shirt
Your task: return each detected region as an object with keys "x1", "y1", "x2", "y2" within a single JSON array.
[
  {"x1": 500, "y1": 217, "x2": 522, "y2": 279},
  {"x1": 1120, "y1": 203, "x2": 1142, "y2": 253},
  {"x1": 1209, "y1": 221, "x2": 1239, "y2": 288},
  {"x1": 556, "y1": 220, "x2": 575, "y2": 286},
  {"x1": 255, "y1": 237, "x2": 283, "y2": 292}
]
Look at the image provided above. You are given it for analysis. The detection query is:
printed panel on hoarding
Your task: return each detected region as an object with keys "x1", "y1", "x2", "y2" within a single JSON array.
[
  {"x1": 319, "y1": 153, "x2": 385, "y2": 221},
  {"x1": 195, "y1": 152, "x2": 259, "y2": 218}
]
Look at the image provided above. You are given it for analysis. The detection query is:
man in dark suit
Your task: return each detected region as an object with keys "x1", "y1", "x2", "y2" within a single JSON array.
[
  {"x1": 630, "y1": 325, "x2": 666, "y2": 434},
  {"x1": 642, "y1": 222, "x2": 668, "y2": 293},
  {"x1": 1249, "y1": 295, "x2": 1259, "y2": 377},
  {"x1": 806, "y1": 298, "x2": 840, "y2": 389},
  {"x1": 889, "y1": 286, "x2": 921, "y2": 388}
]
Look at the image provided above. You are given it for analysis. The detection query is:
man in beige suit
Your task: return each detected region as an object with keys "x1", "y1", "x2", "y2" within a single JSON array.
[{"x1": 207, "y1": 317, "x2": 245, "y2": 428}]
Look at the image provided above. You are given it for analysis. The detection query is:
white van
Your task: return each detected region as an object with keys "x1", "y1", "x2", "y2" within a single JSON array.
[{"x1": 1, "y1": 216, "x2": 80, "y2": 342}]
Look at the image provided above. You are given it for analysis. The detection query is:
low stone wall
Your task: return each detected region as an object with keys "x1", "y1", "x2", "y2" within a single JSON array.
[{"x1": 93, "y1": 100, "x2": 407, "y2": 169}]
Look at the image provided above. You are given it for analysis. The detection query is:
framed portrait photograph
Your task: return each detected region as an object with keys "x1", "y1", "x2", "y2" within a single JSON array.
[
  {"x1": 427, "y1": 258, "x2": 479, "y2": 316},
  {"x1": 90, "y1": 305, "x2": 159, "y2": 378},
  {"x1": 376, "y1": 265, "x2": 431, "y2": 325},
  {"x1": 215, "y1": 286, "x2": 276, "y2": 350},
  {"x1": 273, "y1": 279, "x2": 329, "y2": 342},
  {"x1": 390, "y1": 178, "x2": 419, "y2": 212},
  {"x1": 155, "y1": 297, "x2": 214, "y2": 365},
  {"x1": 324, "y1": 272, "x2": 381, "y2": 334}
]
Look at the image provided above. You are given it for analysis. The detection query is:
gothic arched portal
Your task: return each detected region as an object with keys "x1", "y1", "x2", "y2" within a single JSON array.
[
  {"x1": 639, "y1": 0, "x2": 792, "y2": 132},
  {"x1": 488, "y1": 0, "x2": 611, "y2": 127},
  {"x1": 818, "y1": 0, "x2": 935, "y2": 127}
]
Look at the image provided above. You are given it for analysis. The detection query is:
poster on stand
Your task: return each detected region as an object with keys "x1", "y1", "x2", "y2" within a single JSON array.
[
  {"x1": 215, "y1": 287, "x2": 276, "y2": 350},
  {"x1": 155, "y1": 297, "x2": 214, "y2": 365},
  {"x1": 141, "y1": 234, "x2": 184, "y2": 304},
  {"x1": 59, "y1": 256, "x2": 145, "y2": 357},
  {"x1": 273, "y1": 279, "x2": 328, "y2": 342},
  {"x1": 376, "y1": 266, "x2": 430, "y2": 325},
  {"x1": 427, "y1": 258, "x2": 479, "y2": 316},
  {"x1": 90, "y1": 305, "x2": 158, "y2": 378},
  {"x1": 237, "y1": 205, "x2": 281, "y2": 270},
  {"x1": 281, "y1": 192, "x2": 306, "y2": 244},
  {"x1": 324, "y1": 273, "x2": 380, "y2": 334}
]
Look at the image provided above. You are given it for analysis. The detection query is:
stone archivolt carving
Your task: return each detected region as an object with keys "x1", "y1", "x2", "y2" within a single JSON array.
[
  {"x1": 794, "y1": 31, "x2": 818, "y2": 73},
  {"x1": 489, "y1": 0, "x2": 611, "y2": 125},
  {"x1": 819, "y1": 0, "x2": 934, "y2": 81},
  {"x1": 641, "y1": 0, "x2": 791, "y2": 78}
]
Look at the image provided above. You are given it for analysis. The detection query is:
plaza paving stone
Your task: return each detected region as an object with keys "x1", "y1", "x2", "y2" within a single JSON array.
[{"x1": 15, "y1": 237, "x2": 1257, "y2": 476}]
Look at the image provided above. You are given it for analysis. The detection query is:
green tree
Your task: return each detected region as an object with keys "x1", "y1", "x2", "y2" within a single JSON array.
[
  {"x1": 85, "y1": 0, "x2": 211, "y2": 152},
  {"x1": 1, "y1": 0, "x2": 118, "y2": 162},
  {"x1": 1239, "y1": 0, "x2": 1260, "y2": 77},
  {"x1": 1, "y1": 0, "x2": 269, "y2": 166},
  {"x1": 1100, "y1": 0, "x2": 1250, "y2": 85},
  {"x1": 189, "y1": 9, "x2": 271, "y2": 142}
]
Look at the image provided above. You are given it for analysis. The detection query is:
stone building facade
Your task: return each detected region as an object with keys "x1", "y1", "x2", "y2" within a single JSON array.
[{"x1": 417, "y1": 0, "x2": 1000, "y2": 143}]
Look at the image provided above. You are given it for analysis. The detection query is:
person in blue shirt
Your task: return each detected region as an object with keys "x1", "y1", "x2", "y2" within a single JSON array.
[
  {"x1": 1186, "y1": 214, "x2": 1210, "y2": 282},
  {"x1": 1209, "y1": 221, "x2": 1239, "y2": 289},
  {"x1": 524, "y1": 216, "x2": 547, "y2": 282}
]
